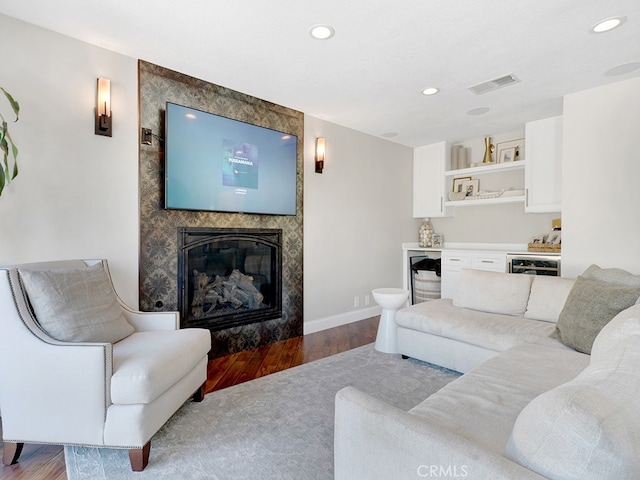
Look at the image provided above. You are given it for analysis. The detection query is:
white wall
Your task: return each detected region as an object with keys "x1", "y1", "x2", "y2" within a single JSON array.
[
  {"x1": 0, "y1": 15, "x2": 139, "y2": 305},
  {"x1": 562, "y1": 76, "x2": 640, "y2": 277},
  {"x1": 303, "y1": 116, "x2": 419, "y2": 333}
]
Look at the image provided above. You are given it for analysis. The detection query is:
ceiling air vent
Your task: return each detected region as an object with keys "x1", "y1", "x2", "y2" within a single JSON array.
[{"x1": 468, "y1": 74, "x2": 519, "y2": 95}]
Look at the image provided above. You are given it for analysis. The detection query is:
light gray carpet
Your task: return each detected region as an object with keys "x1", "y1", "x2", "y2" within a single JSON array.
[{"x1": 65, "y1": 343, "x2": 460, "y2": 480}]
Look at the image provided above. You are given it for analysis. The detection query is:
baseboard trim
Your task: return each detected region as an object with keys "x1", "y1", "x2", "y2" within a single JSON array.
[{"x1": 303, "y1": 306, "x2": 381, "y2": 335}]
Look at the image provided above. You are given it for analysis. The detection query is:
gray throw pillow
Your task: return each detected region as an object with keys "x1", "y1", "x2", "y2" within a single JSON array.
[
  {"x1": 19, "y1": 263, "x2": 135, "y2": 344},
  {"x1": 550, "y1": 276, "x2": 640, "y2": 354}
]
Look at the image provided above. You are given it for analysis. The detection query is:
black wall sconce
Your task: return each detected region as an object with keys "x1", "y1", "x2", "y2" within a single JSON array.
[
  {"x1": 315, "y1": 137, "x2": 325, "y2": 173},
  {"x1": 95, "y1": 78, "x2": 112, "y2": 137}
]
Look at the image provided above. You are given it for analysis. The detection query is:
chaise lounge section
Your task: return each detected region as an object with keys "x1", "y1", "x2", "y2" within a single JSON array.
[{"x1": 335, "y1": 266, "x2": 640, "y2": 479}]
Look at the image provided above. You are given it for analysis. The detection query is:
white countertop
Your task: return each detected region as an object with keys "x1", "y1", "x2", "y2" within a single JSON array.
[{"x1": 402, "y1": 242, "x2": 530, "y2": 253}]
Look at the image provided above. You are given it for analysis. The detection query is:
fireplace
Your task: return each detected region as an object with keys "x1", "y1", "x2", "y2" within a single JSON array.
[{"x1": 178, "y1": 227, "x2": 282, "y2": 331}]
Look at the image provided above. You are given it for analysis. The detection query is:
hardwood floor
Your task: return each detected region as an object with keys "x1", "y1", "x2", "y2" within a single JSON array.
[{"x1": 0, "y1": 316, "x2": 379, "y2": 480}]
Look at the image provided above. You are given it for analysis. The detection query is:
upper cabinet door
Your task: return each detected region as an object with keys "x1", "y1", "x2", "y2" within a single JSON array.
[
  {"x1": 525, "y1": 116, "x2": 563, "y2": 213},
  {"x1": 413, "y1": 141, "x2": 450, "y2": 218}
]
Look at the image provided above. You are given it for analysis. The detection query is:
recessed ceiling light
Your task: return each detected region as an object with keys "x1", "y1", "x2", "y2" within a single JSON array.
[
  {"x1": 309, "y1": 24, "x2": 335, "y2": 40},
  {"x1": 421, "y1": 87, "x2": 439, "y2": 96},
  {"x1": 590, "y1": 16, "x2": 626, "y2": 33},
  {"x1": 467, "y1": 107, "x2": 490, "y2": 116}
]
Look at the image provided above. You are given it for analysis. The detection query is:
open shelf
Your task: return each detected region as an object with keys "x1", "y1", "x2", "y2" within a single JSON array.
[
  {"x1": 445, "y1": 195, "x2": 525, "y2": 208},
  {"x1": 445, "y1": 161, "x2": 525, "y2": 177}
]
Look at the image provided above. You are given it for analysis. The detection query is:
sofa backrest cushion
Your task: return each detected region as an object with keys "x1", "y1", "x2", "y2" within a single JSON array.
[
  {"x1": 550, "y1": 276, "x2": 640, "y2": 354},
  {"x1": 453, "y1": 269, "x2": 533, "y2": 316},
  {"x1": 524, "y1": 276, "x2": 575, "y2": 323},
  {"x1": 505, "y1": 305, "x2": 640, "y2": 480},
  {"x1": 19, "y1": 263, "x2": 135, "y2": 344}
]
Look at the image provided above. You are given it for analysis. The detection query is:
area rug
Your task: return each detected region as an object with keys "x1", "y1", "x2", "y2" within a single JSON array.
[{"x1": 65, "y1": 343, "x2": 460, "y2": 480}]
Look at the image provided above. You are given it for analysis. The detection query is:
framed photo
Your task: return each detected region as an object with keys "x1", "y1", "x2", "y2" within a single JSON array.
[
  {"x1": 546, "y1": 231, "x2": 561, "y2": 245},
  {"x1": 452, "y1": 176, "x2": 472, "y2": 192},
  {"x1": 530, "y1": 235, "x2": 544, "y2": 244},
  {"x1": 498, "y1": 147, "x2": 517, "y2": 163},
  {"x1": 461, "y1": 179, "x2": 479, "y2": 197},
  {"x1": 432, "y1": 233, "x2": 444, "y2": 248},
  {"x1": 496, "y1": 138, "x2": 525, "y2": 162}
]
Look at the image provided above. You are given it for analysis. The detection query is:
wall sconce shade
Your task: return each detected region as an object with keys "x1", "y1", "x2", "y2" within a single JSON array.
[
  {"x1": 315, "y1": 137, "x2": 325, "y2": 173},
  {"x1": 95, "y1": 78, "x2": 112, "y2": 137}
]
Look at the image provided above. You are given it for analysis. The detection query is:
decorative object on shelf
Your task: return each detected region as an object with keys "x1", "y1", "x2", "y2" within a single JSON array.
[
  {"x1": 448, "y1": 191, "x2": 466, "y2": 201},
  {"x1": 451, "y1": 145, "x2": 469, "y2": 170},
  {"x1": 0, "y1": 87, "x2": 20, "y2": 197},
  {"x1": 496, "y1": 138, "x2": 525, "y2": 162},
  {"x1": 546, "y1": 230, "x2": 561, "y2": 245},
  {"x1": 498, "y1": 147, "x2": 516, "y2": 163},
  {"x1": 452, "y1": 176, "x2": 472, "y2": 193},
  {"x1": 461, "y1": 179, "x2": 479, "y2": 197},
  {"x1": 418, "y1": 218, "x2": 434, "y2": 247},
  {"x1": 482, "y1": 137, "x2": 494, "y2": 164},
  {"x1": 432, "y1": 233, "x2": 444, "y2": 248}
]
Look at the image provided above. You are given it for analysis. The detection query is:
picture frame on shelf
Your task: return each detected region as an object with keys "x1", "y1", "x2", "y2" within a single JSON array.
[
  {"x1": 496, "y1": 138, "x2": 525, "y2": 162},
  {"x1": 462, "y1": 179, "x2": 479, "y2": 197},
  {"x1": 452, "y1": 176, "x2": 472, "y2": 192},
  {"x1": 432, "y1": 233, "x2": 444, "y2": 248},
  {"x1": 546, "y1": 231, "x2": 561, "y2": 244},
  {"x1": 531, "y1": 235, "x2": 544, "y2": 244},
  {"x1": 498, "y1": 147, "x2": 517, "y2": 163}
]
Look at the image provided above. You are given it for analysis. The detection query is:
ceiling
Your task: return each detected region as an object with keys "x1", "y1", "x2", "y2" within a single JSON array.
[{"x1": 1, "y1": 0, "x2": 639, "y2": 147}]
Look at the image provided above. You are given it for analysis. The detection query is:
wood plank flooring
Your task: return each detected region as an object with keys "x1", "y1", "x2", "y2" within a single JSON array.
[{"x1": 0, "y1": 316, "x2": 379, "y2": 480}]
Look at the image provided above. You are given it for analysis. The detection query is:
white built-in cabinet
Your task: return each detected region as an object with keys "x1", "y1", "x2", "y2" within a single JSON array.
[
  {"x1": 440, "y1": 250, "x2": 507, "y2": 299},
  {"x1": 525, "y1": 115, "x2": 563, "y2": 213},
  {"x1": 413, "y1": 116, "x2": 563, "y2": 216},
  {"x1": 413, "y1": 141, "x2": 449, "y2": 218}
]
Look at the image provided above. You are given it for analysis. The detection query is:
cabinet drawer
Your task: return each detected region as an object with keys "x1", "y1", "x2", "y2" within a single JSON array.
[
  {"x1": 472, "y1": 254, "x2": 506, "y2": 272},
  {"x1": 442, "y1": 252, "x2": 471, "y2": 267}
]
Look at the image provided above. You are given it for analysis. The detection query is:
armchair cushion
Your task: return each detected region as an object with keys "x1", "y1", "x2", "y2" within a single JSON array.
[
  {"x1": 19, "y1": 263, "x2": 134, "y2": 344},
  {"x1": 111, "y1": 329, "x2": 211, "y2": 404}
]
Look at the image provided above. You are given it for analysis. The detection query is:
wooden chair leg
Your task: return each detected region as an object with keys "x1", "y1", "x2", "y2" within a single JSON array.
[
  {"x1": 2, "y1": 442, "x2": 24, "y2": 466},
  {"x1": 129, "y1": 441, "x2": 150, "y2": 471},
  {"x1": 192, "y1": 382, "x2": 205, "y2": 402}
]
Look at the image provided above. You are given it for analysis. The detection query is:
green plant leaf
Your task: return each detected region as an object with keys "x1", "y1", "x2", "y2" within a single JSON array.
[{"x1": 0, "y1": 87, "x2": 20, "y2": 121}]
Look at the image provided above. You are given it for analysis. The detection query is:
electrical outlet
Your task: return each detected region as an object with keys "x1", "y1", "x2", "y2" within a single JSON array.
[
  {"x1": 141, "y1": 128, "x2": 153, "y2": 145},
  {"x1": 354, "y1": 296, "x2": 360, "y2": 308},
  {"x1": 364, "y1": 294, "x2": 370, "y2": 306}
]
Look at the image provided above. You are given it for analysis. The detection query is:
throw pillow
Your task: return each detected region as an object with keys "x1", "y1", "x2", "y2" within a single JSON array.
[
  {"x1": 550, "y1": 276, "x2": 640, "y2": 354},
  {"x1": 524, "y1": 276, "x2": 576, "y2": 323},
  {"x1": 505, "y1": 331, "x2": 640, "y2": 480},
  {"x1": 19, "y1": 263, "x2": 134, "y2": 344},
  {"x1": 582, "y1": 264, "x2": 640, "y2": 288}
]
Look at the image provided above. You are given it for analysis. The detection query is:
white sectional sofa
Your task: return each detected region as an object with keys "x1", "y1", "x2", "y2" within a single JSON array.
[
  {"x1": 395, "y1": 269, "x2": 576, "y2": 373},
  {"x1": 335, "y1": 267, "x2": 640, "y2": 480}
]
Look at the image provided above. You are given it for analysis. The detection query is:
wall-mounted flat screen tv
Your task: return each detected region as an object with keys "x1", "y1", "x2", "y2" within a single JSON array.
[{"x1": 164, "y1": 102, "x2": 298, "y2": 215}]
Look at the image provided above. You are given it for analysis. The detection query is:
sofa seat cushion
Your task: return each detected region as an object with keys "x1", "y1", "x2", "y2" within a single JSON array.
[
  {"x1": 395, "y1": 299, "x2": 561, "y2": 352},
  {"x1": 409, "y1": 344, "x2": 589, "y2": 454},
  {"x1": 505, "y1": 306, "x2": 640, "y2": 480},
  {"x1": 111, "y1": 329, "x2": 210, "y2": 405}
]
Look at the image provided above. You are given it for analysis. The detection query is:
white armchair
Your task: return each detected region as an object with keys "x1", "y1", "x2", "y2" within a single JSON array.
[{"x1": 0, "y1": 259, "x2": 211, "y2": 471}]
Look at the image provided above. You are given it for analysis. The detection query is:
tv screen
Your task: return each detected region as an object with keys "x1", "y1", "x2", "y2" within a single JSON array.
[{"x1": 164, "y1": 102, "x2": 298, "y2": 215}]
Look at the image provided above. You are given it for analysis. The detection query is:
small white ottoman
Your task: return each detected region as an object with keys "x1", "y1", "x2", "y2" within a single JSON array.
[{"x1": 372, "y1": 288, "x2": 409, "y2": 353}]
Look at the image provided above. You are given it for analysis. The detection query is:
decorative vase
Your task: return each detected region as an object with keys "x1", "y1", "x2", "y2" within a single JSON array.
[
  {"x1": 482, "y1": 137, "x2": 494, "y2": 164},
  {"x1": 419, "y1": 218, "x2": 434, "y2": 248}
]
